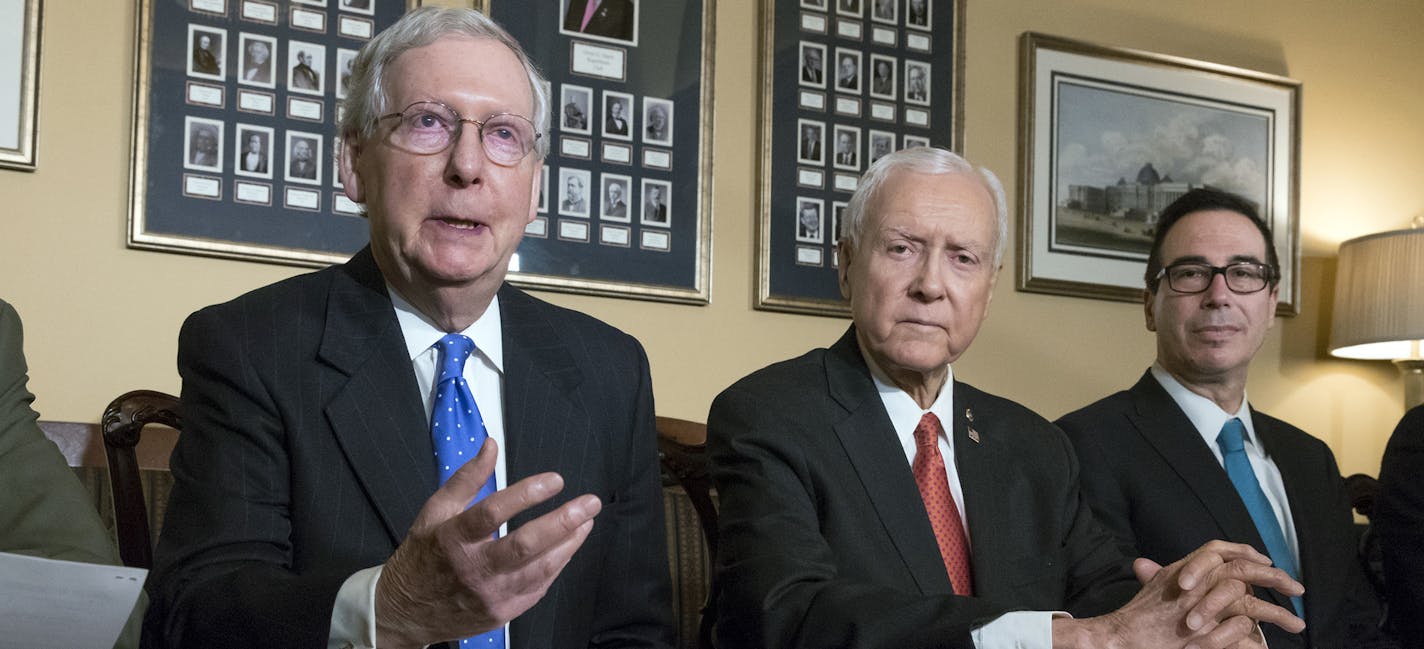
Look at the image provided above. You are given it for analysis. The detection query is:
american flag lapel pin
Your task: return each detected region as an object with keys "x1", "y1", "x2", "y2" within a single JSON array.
[{"x1": 966, "y1": 408, "x2": 981, "y2": 444}]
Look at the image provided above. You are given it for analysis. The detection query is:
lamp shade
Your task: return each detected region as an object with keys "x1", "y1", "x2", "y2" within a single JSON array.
[{"x1": 1329, "y1": 228, "x2": 1424, "y2": 360}]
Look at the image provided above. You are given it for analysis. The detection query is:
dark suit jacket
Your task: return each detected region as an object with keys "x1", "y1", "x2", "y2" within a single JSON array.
[
  {"x1": 1377, "y1": 405, "x2": 1424, "y2": 649},
  {"x1": 564, "y1": 0, "x2": 635, "y2": 41},
  {"x1": 1056, "y1": 371, "x2": 1394, "y2": 649},
  {"x1": 708, "y1": 328, "x2": 1138, "y2": 649},
  {"x1": 143, "y1": 247, "x2": 673, "y2": 649}
]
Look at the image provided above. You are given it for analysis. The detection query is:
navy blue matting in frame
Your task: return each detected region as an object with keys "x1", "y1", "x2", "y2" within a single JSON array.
[
  {"x1": 128, "y1": 0, "x2": 414, "y2": 266},
  {"x1": 489, "y1": 0, "x2": 715, "y2": 305},
  {"x1": 755, "y1": 0, "x2": 963, "y2": 316}
]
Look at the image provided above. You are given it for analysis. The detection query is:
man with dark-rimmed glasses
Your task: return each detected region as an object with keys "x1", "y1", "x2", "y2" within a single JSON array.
[
  {"x1": 144, "y1": 8, "x2": 674, "y2": 649},
  {"x1": 1058, "y1": 187, "x2": 1396, "y2": 649}
]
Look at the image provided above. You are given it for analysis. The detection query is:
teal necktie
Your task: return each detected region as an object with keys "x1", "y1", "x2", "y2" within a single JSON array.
[{"x1": 1217, "y1": 417, "x2": 1304, "y2": 618}]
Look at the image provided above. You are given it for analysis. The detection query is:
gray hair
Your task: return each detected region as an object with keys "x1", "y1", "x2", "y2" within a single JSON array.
[
  {"x1": 339, "y1": 7, "x2": 551, "y2": 158},
  {"x1": 841, "y1": 146, "x2": 1009, "y2": 267}
]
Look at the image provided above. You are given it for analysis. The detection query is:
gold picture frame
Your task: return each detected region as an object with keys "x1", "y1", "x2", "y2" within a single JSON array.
[{"x1": 0, "y1": 0, "x2": 42, "y2": 171}]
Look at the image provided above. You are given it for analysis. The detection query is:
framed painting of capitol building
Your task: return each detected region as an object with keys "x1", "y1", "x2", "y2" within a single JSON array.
[{"x1": 1016, "y1": 32, "x2": 1301, "y2": 316}]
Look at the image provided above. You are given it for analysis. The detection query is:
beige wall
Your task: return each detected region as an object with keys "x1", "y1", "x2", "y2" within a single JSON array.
[{"x1": 2, "y1": 0, "x2": 1419, "y2": 478}]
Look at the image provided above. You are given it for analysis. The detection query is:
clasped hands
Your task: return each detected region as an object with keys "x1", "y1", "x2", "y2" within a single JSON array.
[
  {"x1": 374, "y1": 439, "x2": 600, "y2": 649},
  {"x1": 1054, "y1": 539, "x2": 1306, "y2": 649}
]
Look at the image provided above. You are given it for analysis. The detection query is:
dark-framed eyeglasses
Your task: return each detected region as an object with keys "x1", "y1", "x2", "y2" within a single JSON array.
[
  {"x1": 1155, "y1": 262, "x2": 1277, "y2": 295},
  {"x1": 375, "y1": 101, "x2": 541, "y2": 165}
]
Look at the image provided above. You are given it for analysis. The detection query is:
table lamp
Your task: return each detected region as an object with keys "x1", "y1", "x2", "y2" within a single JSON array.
[{"x1": 1329, "y1": 223, "x2": 1424, "y2": 409}]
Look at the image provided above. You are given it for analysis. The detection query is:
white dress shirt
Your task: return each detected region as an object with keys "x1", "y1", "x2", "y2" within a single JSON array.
[
  {"x1": 328, "y1": 290, "x2": 510, "y2": 649},
  {"x1": 861, "y1": 352, "x2": 1054, "y2": 649},
  {"x1": 1149, "y1": 364, "x2": 1300, "y2": 568}
]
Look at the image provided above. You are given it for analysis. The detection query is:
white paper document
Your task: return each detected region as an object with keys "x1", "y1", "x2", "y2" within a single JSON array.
[{"x1": 0, "y1": 552, "x2": 146, "y2": 649}]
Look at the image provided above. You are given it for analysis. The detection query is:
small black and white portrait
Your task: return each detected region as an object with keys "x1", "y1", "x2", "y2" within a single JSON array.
[
  {"x1": 832, "y1": 125, "x2": 860, "y2": 171},
  {"x1": 903, "y1": 134, "x2": 930, "y2": 149},
  {"x1": 836, "y1": 0, "x2": 861, "y2": 17},
  {"x1": 538, "y1": 166, "x2": 549, "y2": 213},
  {"x1": 795, "y1": 197, "x2": 824, "y2": 244},
  {"x1": 237, "y1": 33, "x2": 277, "y2": 88},
  {"x1": 799, "y1": 41, "x2": 826, "y2": 88},
  {"x1": 904, "y1": 60, "x2": 930, "y2": 105},
  {"x1": 339, "y1": 0, "x2": 375, "y2": 16},
  {"x1": 602, "y1": 91, "x2": 634, "y2": 141},
  {"x1": 869, "y1": 54, "x2": 896, "y2": 100},
  {"x1": 292, "y1": 0, "x2": 328, "y2": 6},
  {"x1": 183, "y1": 116, "x2": 224, "y2": 173},
  {"x1": 643, "y1": 98, "x2": 673, "y2": 146},
  {"x1": 560, "y1": 84, "x2": 593, "y2": 135},
  {"x1": 336, "y1": 48, "x2": 358, "y2": 100},
  {"x1": 333, "y1": 137, "x2": 344, "y2": 189},
  {"x1": 872, "y1": 0, "x2": 897, "y2": 23},
  {"x1": 187, "y1": 25, "x2": 226, "y2": 81},
  {"x1": 641, "y1": 179, "x2": 671, "y2": 227},
  {"x1": 799, "y1": 0, "x2": 827, "y2": 9},
  {"x1": 832, "y1": 201, "x2": 847, "y2": 243},
  {"x1": 560, "y1": 0, "x2": 639, "y2": 47},
  {"x1": 797, "y1": 119, "x2": 825, "y2": 165},
  {"x1": 558, "y1": 167, "x2": 592, "y2": 218},
  {"x1": 906, "y1": 0, "x2": 930, "y2": 28},
  {"x1": 868, "y1": 130, "x2": 894, "y2": 165},
  {"x1": 600, "y1": 173, "x2": 633, "y2": 222},
  {"x1": 834, "y1": 48, "x2": 861, "y2": 93},
  {"x1": 285, "y1": 131, "x2": 323, "y2": 185},
  {"x1": 288, "y1": 41, "x2": 326, "y2": 96},
  {"x1": 234, "y1": 124, "x2": 274, "y2": 179}
]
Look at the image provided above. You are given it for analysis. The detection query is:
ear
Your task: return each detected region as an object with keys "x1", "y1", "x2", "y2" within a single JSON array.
[
  {"x1": 837, "y1": 239, "x2": 854, "y2": 300},
  {"x1": 1143, "y1": 289, "x2": 1157, "y2": 331},
  {"x1": 338, "y1": 136, "x2": 364, "y2": 203}
]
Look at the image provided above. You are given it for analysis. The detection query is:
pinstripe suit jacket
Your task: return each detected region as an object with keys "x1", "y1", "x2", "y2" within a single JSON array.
[{"x1": 143, "y1": 247, "x2": 673, "y2": 648}]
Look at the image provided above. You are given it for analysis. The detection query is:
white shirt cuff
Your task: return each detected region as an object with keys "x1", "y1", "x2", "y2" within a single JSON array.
[
  {"x1": 971, "y1": 611, "x2": 1057, "y2": 649},
  {"x1": 329, "y1": 565, "x2": 383, "y2": 649}
]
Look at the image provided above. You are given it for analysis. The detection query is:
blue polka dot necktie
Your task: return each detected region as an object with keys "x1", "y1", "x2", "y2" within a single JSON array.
[
  {"x1": 1217, "y1": 417, "x2": 1304, "y2": 618},
  {"x1": 431, "y1": 333, "x2": 504, "y2": 648}
]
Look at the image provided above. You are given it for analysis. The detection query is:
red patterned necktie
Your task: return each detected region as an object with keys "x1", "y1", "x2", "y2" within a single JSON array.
[{"x1": 912, "y1": 412, "x2": 974, "y2": 595}]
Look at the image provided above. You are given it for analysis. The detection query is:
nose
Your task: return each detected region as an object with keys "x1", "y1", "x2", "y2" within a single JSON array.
[
  {"x1": 1202, "y1": 269, "x2": 1233, "y2": 306},
  {"x1": 445, "y1": 121, "x2": 487, "y2": 187},
  {"x1": 909, "y1": 252, "x2": 948, "y2": 302}
]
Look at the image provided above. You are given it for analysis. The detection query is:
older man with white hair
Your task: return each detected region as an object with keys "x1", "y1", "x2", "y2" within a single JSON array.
[
  {"x1": 144, "y1": 8, "x2": 673, "y2": 649},
  {"x1": 708, "y1": 146, "x2": 1305, "y2": 649}
]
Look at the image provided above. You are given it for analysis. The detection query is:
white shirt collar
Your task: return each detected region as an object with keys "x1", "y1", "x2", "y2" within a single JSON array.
[
  {"x1": 388, "y1": 287, "x2": 504, "y2": 373},
  {"x1": 1149, "y1": 363, "x2": 1261, "y2": 455},
  {"x1": 860, "y1": 346, "x2": 956, "y2": 443}
]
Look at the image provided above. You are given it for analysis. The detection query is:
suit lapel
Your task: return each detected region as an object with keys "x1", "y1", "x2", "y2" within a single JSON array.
[
  {"x1": 498, "y1": 286, "x2": 592, "y2": 649},
  {"x1": 825, "y1": 329, "x2": 954, "y2": 596},
  {"x1": 948, "y1": 382, "x2": 1015, "y2": 594},
  {"x1": 320, "y1": 248, "x2": 435, "y2": 545}
]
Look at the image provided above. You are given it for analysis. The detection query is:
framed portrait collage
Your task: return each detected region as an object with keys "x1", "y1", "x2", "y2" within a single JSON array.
[
  {"x1": 128, "y1": 0, "x2": 414, "y2": 266},
  {"x1": 486, "y1": 0, "x2": 716, "y2": 305},
  {"x1": 756, "y1": 0, "x2": 965, "y2": 316}
]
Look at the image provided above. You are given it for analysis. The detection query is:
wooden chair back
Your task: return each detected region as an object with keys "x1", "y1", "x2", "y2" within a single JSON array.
[
  {"x1": 100, "y1": 390, "x2": 181, "y2": 569},
  {"x1": 656, "y1": 416, "x2": 717, "y2": 649}
]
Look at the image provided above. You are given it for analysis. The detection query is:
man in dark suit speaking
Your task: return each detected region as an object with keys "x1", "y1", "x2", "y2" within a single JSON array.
[
  {"x1": 1056, "y1": 188, "x2": 1395, "y2": 649},
  {"x1": 564, "y1": 0, "x2": 635, "y2": 42},
  {"x1": 144, "y1": 8, "x2": 673, "y2": 649},
  {"x1": 708, "y1": 147, "x2": 1305, "y2": 649}
]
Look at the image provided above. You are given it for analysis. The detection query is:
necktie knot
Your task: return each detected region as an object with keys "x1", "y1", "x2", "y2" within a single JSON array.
[
  {"x1": 437, "y1": 334, "x2": 475, "y2": 384},
  {"x1": 913, "y1": 412, "x2": 943, "y2": 449},
  {"x1": 1216, "y1": 418, "x2": 1247, "y2": 455}
]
